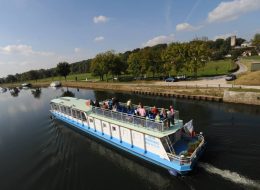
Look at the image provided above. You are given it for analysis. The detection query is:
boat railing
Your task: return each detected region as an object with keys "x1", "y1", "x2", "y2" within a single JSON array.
[
  {"x1": 92, "y1": 106, "x2": 169, "y2": 132},
  {"x1": 189, "y1": 134, "x2": 205, "y2": 162},
  {"x1": 167, "y1": 134, "x2": 205, "y2": 165}
]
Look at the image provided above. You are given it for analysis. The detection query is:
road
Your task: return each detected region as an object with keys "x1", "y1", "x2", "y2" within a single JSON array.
[{"x1": 155, "y1": 61, "x2": 260, "y2": 89}]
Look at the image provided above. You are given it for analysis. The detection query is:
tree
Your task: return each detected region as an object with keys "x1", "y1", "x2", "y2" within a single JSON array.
[
  {"x1": 56, "y1": 62, "x2": 70, "y2": 81},
  {"x1": 127, "y1": 52, "x2": 142, "y2": 78},
  {"x1": 27, "y1": 70, "x2": 39, "y2": 82},
  {"x1": 236, "y1": 38, "x2": 246, "y2": 46},
  {"x1": 5, "y1": 75, "x2": 17, "y2": 83},
  {"x1": 185, "y1": 41, "x2": 211, "y2": 78},
  {"x1": 107, "y1": 52, "x2": 124, "y2": 80},
  {"x1": 162, "y1": 43, "x2": 188, "y2": 76},
  {"x1": 231, "y1": 49, "x2": 243, "y2": 61},
  {"x1": 142, "y1": 46, "x2": 164, "y2": 78},
  {"x1": 0, "y1": 78, "x2": 5, "y2": 84},
  {"x1": 90, "y1": 52, "x2": 110, "y2": 81},
  {"x1": 252, "y1": 33, "x2": 260, "y2": 51}
]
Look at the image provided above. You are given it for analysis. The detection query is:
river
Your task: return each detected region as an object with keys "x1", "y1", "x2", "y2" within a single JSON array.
[{"x1": 0, "y1": 87, "x2": 259, "y2": 190}]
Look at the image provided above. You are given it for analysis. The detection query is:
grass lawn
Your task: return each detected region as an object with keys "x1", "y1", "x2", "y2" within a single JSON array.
[
  {"x1": 178, "y1": 59, "x2": 235, "y2": 77},
  {"x1": 242, "y1": 55, "x2": 260, "y2": 61},
  {"x1": 234, "y1": 56, "x2": 260, "y2": 86}
]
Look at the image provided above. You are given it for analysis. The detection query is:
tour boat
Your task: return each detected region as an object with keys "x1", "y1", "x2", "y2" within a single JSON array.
[{"x1": 50, "y1": 97, "x2": 206, "y2": 176}]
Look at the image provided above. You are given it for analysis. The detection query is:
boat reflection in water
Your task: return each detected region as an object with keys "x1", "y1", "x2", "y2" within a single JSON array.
[
  {"x1": 31, "y1": 88, "x2": 42, "y2": 99},
  {"x1": 60, "y1": 88, "x2": 75, "y2": 97},
  {"x1": 9, "y1": 87, "x2": 20, "y2": 97}
]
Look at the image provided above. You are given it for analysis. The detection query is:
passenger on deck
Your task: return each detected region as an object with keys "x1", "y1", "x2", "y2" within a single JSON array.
[
  {"x1": 94, "y1": 100, "x2": 100, "y2": 107},
  {"x1": 112, "y1": 97, "x2": 119, "y2": 107},
  {"x1": 151, "y1": 106, "x2": 158, "y2": 115},
  {"x1": 137, "y1": 102, "x2": 142, "y2": 109},
  {"x1": 169, "y1": 105, "x2": 175, "y2": 121},
  {"x1": 166, "y1": 110, "x2": 172, "y2": 128},
  {"x1": 155, "y1": 113, "x2": 160, "y2": 122},
  {"x1": 90, "y1": 99, "x2": 95, "y2": 106},
  {"x1": 102, "y1": 102, "x2": 109, "y2": 109},
  {"x1": 126, "y1": 99, "x2": 132, "y2": 110},
  {"x1": 147, "y1": 111, "x2": 154, "y2": 120},
  {"x1": 108, "y1": 99, "x2": 113, "y2": 110},
  {"x1": 160, "y1": 108, "x2": 167, "y2": 120},
  {"x1": 112, "y1": 104, "x2": 117, "y2": 111},
  {"x1": 138, "y1": 105, "x2": 146, "y2": 117}
]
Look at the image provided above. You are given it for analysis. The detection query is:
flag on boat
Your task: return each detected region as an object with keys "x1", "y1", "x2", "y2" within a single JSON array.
[{"x1": 183, "y1": 120, "x2": 194, "y2": 136}]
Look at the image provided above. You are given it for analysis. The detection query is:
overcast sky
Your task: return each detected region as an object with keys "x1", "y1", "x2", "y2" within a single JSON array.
[{"x1": 0, "y1": 0, "x2": 260, "y2": 77}]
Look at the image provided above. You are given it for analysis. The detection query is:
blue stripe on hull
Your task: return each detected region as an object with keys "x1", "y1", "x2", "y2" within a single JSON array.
[{"x1": 51, "y1": 111, "x2": 192, "y2": 174}]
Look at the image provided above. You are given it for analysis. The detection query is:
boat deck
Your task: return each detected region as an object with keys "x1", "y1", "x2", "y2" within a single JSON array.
[{"x1": 173, "y1": 137, "x2": 200, "y2": 156}]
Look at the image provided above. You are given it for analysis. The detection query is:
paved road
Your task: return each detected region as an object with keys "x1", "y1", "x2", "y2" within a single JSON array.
[
  {"x1": 233, "y1": 61, "x2": 248, "y2": 75},
  {"x1": 155, "y1": 61, "x2": 260, "y2": 89}
]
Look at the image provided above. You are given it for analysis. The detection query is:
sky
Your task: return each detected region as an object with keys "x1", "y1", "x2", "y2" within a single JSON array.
[{"x1": 0, "y1": 0, "x2": 260, "y2": 77}]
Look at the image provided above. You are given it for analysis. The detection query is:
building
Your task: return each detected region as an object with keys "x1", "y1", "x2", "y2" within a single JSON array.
[{"x1": 231, "y1": 36, "x2": 236, "y2": 47}]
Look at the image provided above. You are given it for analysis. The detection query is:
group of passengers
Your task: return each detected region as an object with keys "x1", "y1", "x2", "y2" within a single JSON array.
[
  {"x1": 135, "y1": 102, "x2": 175, "y2": 126},
  {"x1": 91, "y1": 98, "x2": 175, "y2": 126}
]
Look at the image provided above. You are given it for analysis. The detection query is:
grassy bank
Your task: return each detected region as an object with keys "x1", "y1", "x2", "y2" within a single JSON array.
[{"x1": 235, "y1": 56, "x2": 260, "y2": 86}]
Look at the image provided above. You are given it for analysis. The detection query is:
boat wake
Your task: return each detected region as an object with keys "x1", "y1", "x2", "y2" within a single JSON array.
[{"x1": 198, "y1": 162, "x2": 260, "y2": 190}]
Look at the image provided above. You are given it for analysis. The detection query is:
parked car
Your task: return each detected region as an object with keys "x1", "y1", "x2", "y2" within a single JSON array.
[
  {"x1": 165, "y1": 77, "x2": 177, "y2": 82},
  {"x1": 225, "y1": 74, "x2": 236, "y2": 81},
  {"x1": 176, "y1": 75, "x2": 187, "y2": 81}
]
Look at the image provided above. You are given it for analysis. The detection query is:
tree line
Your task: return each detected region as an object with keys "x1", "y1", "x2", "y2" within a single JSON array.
[{"x1": 1, "y1": 33, "x2": 259, "y2": 84}]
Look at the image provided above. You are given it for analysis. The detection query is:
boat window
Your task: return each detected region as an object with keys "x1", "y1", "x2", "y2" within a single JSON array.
[
  {"x1": 72, "y1": 109, "x2": 76, "y2": 118},
  {"x1": 81, "y1": 112, "x2": 86, "y2": 121},
  {"x1": 76, "y1": 111, "x2": 81, "y2": 119},
  {"x1": 61, "y1": 106, "x2": 65, "y2": 113},
  {"x1": 66, "y1": 107, "x2": 71, "y2": 115},
  {"x1": 54, "y1": 104, "x2": 58, "y2": 111}
]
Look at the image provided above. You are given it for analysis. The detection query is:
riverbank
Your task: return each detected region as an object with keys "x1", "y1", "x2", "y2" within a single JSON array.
[{"x1": 2, "y1": 80, "x2": 259, "y2": 105}]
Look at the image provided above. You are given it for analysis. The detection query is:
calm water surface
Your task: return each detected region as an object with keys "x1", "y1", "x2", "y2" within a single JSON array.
[{"x1": 0, "y1": 87, "x2": 260, "y2": 190}]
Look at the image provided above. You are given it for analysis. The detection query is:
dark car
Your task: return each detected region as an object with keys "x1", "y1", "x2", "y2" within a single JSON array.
[
  {"x1": 225, "y1": 74, "x2": 236, "y2": 81},
  {"x1": 165, "y1": 77, "x2": 177, "y2": 82}
]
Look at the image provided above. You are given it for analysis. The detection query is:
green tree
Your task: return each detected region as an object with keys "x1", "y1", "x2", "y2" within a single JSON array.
[
  {"x1": 5, "y1": 75, "x2": 17, "y2": 83},
  {"x1": 127, "y1": 52, "x2": 142, "y2": 78},
  {"x1": 252, "y1": 33, "x2": 260, "y2": 51},
  {"x1": 144, "y1": 47, "x2": 164, "y2": 77},
  {"x1": 231, "y1": 49, "x2": 243, "y2": 61},
  {"x1": 108, "y1": 52, "x2": 124, "y2": 80},
  {"x1": 90, "y1": 51, "x2": 112, "y2": 81},
  {"x1": 27, "y1": 70, "x2": 39, "y2": 82},
  {"x1": 185, "y1": 41, "x2": 211, "y2": 78},
  {"x1": 57, "y1": 62, "x2": 70, "y2": 81},
  {"x1": 236, "y1": 38, "x2": 246, "y2": 46},
  {"x1": 162, "y1": 43, "x2": 188, "y2": 76}
]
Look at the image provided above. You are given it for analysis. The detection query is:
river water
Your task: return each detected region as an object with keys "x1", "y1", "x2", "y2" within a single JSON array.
[{"x1": 0, "y1": 87, "x2": 259, "y2": 190}]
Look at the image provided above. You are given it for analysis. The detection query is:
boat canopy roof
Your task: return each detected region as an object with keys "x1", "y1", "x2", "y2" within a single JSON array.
[{"x1": 51, "y1": 97, "x2": 92, "y2": 112}]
